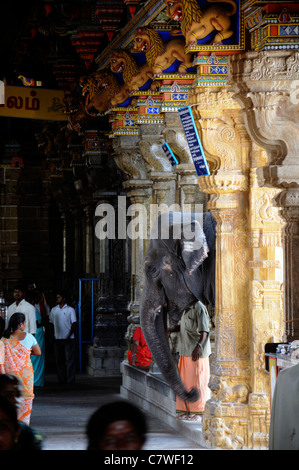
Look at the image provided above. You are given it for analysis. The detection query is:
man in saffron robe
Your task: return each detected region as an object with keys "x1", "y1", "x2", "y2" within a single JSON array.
[{"x1": 170, "y1": 300, "x2": 211, "y2": 421}]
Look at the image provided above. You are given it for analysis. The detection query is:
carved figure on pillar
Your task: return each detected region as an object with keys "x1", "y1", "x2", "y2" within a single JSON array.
[
  {"x1": 164, "y1": 0, "x2": 238, "y2": 48},
  {"x1": 133, "y1": 27, "x2": 193, "y2": 76},
  {"x1": 80, "y1": 70, "x2": 131, "y2": 115},
  {"x1": 63, "y1": 91, "x2": 93, "y2": 133},
  {"x1": 110, "y1": 49, "x2": 154, "y2": 92}
]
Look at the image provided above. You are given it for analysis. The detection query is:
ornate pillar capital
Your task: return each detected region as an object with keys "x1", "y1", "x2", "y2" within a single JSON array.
[
  {"x1": 228, "y1": 50, "x2": 299, "y2": 188},
  {"x1": 189, "y1": 86, "x2": 248, "y2": 174},
  {"x1": 112, "y1": 136, "x2": 149, "y2": 181},
  {"x1": 163, "y1": 112, "x2": 193, "y2": 165},
  {"x1": 198, "y1": 171, "x2": 248, "y2": 198},
  {"x1": 138, "y1": 138, "x2": 173, "y2": 174}
]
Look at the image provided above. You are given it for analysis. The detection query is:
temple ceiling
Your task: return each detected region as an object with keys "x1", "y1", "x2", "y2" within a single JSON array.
[{"x1": 0, "y1": 1, "x2": 298, "y2": 176}]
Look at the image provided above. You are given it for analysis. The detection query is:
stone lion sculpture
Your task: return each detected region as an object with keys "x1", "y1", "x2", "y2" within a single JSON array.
[
  {"x1": 165, "y1": 0, "x2": 237, "y2": 47},
  {"x1": 110, "y1": 49, "x2": 153, "y2": 92},
  {"x1": 63, "y1": 91, "x2": 92, "y2": 132},
  {"x1": 80, "y1": 70, "x2": 130, "y2": 114},
  {"x1": 133, "y1": 27, "x2": 193, "y2": 76}
]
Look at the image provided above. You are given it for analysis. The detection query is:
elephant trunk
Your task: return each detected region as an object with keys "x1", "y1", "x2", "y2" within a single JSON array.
[{"x1": 140, "y1": 287, "x2": 199, "y2": 403}]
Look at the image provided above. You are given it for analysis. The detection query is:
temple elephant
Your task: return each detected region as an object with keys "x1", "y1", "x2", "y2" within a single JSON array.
[{"x1": 139, "y1": 212, "x2": 216, "y2": 402}]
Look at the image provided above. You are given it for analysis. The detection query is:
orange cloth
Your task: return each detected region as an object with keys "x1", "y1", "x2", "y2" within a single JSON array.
[
  {"x1": 127, "y1": 327, "x2": 152, "y2": 368},
  {"x1": 0, "y1": 340, "x2": 4, "y2": 373},
  {"x1": 2, "y1": 336, "x2": 34, "y2": 425},
  {"x1": 176, "y1": 356, "x2": 210, "y2": 414}
]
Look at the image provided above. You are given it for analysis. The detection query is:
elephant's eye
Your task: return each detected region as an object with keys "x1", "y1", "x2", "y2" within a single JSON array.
[{"x1": 146, "y1": 264, "x2": 158, "y2": 277}]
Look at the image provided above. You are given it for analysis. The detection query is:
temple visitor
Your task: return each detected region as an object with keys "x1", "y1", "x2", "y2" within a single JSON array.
[
  {"x1": 49, "y1": 291, "x2": 77, "y2": 384},
  {"x1": 0, "y1": 396, "x2": 20, "y2": 450},
  {"x1": 6, "y1": 285, "x2": 36, "y2": 335},
  {"x1": 269, "y1": 362, "x2": 299, "y2": 450},
  {"x1": 127, "y1": 326, "x2": 152, "y2": 371},
  {"x1": 26, "y1": 290, "x2": 46, "y2": 387},
  {"x1": 0, "y1": 374, "x2": 43, "y2": 450},
  {"x1": 169, "y1": 300, "x2": 211, "y2": 421},
  {"x1": 0, "y1": 316, "x2": 5, "y2": 373},
  {"x1": 86, "y1": 400, "x2": 147, "y2": 450},
  {"x1": 2, "y1": 312, "x2": 41, "y2": 424}
]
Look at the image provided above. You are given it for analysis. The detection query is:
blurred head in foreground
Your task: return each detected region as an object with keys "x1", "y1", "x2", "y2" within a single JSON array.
[{"x1": 86, "y1": 400, "x2": 147, "y2": 450}]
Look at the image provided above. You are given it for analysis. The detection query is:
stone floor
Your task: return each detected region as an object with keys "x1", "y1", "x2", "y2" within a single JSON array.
[{"x1": 30, "y1": 373, "x2": 208, "y2": 451}]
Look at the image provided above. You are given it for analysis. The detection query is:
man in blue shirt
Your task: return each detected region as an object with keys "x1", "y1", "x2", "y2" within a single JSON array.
[{"x1": 49, "y1": 291, "x2": 77, "y2": 384}]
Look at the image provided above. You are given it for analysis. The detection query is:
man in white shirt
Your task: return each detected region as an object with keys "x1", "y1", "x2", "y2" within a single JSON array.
[
  {"x1": 49, "y1": 291, "x2": 77, "y2": 384},
  {"x1": 6, "y1": 285, "x2": 37, "y2": 335}
]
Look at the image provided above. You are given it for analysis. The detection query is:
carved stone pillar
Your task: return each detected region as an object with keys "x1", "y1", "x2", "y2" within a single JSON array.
[
  {"x1": 228, "y1": 50, "x2": 299, "y2": 341},
  {"x1": 61, "y1": 209, "x2": 75, "y2": 288},
  {"x1": 138, "y1": 123, "x2": 177, "y2": 225},
  {"x1": 190, "y1": 85, "x2": 278, "y2": 449},
  {"x1": 199, "y1": 173, "x2": 251, "y2": 449},
  {"x1": 113, "y1": 136, "x2": 153, "y2": 344},
  {"x1": 71, "y1": 206, "x2": 84, "y2": 278},
  {"x1": 83, "y1": 204, "x2": 95, "y2": 275},
  {"x1": 276, "y1": 189, "x2": 299, "y2": 340},
  {"x1": 163, "y1": 112, "x2": 207, "y2": 210},
  {"x1": 0, "y1": 168, "x2": 23, "y2": 293}
]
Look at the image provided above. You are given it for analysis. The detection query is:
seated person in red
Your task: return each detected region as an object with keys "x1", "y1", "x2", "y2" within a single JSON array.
[{"x1": 127, "y1": 327, "x2": 152, "y2": 371}]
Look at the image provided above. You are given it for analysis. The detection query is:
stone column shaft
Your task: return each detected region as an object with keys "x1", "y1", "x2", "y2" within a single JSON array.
[{"x1": 276, "y1": 188, "x2": 299, "y2": 340}]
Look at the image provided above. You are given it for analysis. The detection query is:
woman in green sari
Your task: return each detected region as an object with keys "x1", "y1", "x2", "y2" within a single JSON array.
[{"x1": 26, "y1": 291, "x2": 46, "y2": 387}]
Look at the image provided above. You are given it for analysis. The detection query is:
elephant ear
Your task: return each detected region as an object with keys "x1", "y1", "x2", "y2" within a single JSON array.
[{"x1": 180, "y1": 214, "x2": 209, "y2": 289}]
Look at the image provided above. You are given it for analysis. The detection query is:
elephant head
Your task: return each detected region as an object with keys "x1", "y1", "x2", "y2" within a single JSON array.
[{"x1": 140, "y1": 212, "x2": 216, "y2": 403}]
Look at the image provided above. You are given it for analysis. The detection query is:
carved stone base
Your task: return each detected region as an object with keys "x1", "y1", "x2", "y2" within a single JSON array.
[{"x1": 203, "y1": 392, "x2": 270, "y2": 449}]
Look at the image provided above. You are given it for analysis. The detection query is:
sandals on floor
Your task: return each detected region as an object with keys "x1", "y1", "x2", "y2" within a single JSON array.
[
  {"x1": 176, "y1": 413, "x2": 202, "y2": 421},
  {"x1": 187, "y1": 414, "x2": 202, "y2": 421}
]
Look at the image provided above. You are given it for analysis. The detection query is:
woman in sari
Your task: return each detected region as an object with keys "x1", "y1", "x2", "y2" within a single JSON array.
[
  {"x1": 26, "y1": 290, "x2": 46, "y2": 387},
  {"x1": 2, "y1": 312, "x2": 41, "y2": 425},
  {"x1": 0, "y1": 317, "x2": 5, "y2": 373},
  {"x1": 127, "y1": 327, "x2": 152, "y2": 371}
]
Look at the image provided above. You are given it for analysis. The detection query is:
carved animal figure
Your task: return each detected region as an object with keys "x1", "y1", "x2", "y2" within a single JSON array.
[
  {"x1": 80, "y1": 70, "x2": 129, "y2": 114},
  {"x1": 165, "y1": 0, "x2": 237, "y2": 47},
  {"x1": 110, "y1": 49, "x2": 153, "y2": 92},
  {"x1": 133, "y1": 27, "x2": 193, "y2": 76},
  {"x1": 209, "y1": 376, "x2": 250, "y2": 404},
  {"x1": 63, "y1": 91, "x2": 91, "y2": 132},
  {"x1": 140, "y1": 212, "x2": 216, "y2": 402}
]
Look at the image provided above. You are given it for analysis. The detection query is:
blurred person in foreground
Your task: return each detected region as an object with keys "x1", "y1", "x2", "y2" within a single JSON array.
[
  {"x1": 0, "y1": 396, "x2": 20, "y2": 450},
  {"x1": 0, "y1": 374, "x2": 43, "y2": 450},
  {"x1": 269, "y1": 362, "x2": 299, "y2": 450},
  {"x1": 86, "y1": 400, "x2": 147, "y2": 450}
]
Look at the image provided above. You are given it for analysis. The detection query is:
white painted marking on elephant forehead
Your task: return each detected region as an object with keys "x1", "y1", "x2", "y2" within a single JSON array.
[
  {"x1": 163, "y1": 263, "x2": 172, "y2": 271},
  {"x1": 183, "y1": 241, "x2": 195, "y2": 252}
]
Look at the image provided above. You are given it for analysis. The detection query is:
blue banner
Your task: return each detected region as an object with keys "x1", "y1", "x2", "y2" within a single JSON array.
[
  {"x1": 162, "y1": 142, "x2": 178, "y2": 167},
  {"x1": 178, "y1": 106, "x2": 210, "y2": 177}
]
